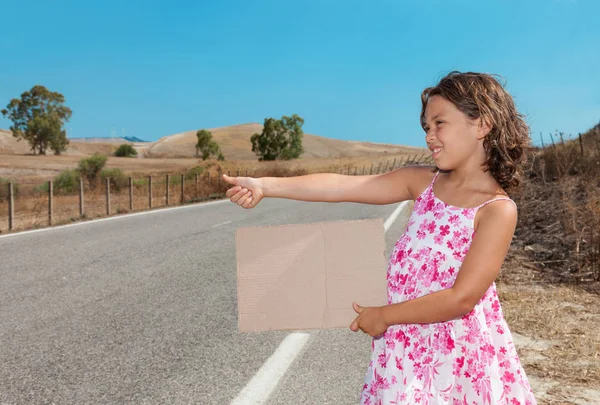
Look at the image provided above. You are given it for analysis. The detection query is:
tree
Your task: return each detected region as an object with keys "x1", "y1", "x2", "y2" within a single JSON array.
[
  {"x1": 250, "y1": 114, "x2": 304, "y2": 161},
  {"x1": 196, "y1": 129, "x2": 223, "y2": 161},
  {"x1": 1, "y1": 85, "x2": 72, "y2": 155},
  {"x1": 114, "y1": 144, "x2": 138, "y2": 157}
]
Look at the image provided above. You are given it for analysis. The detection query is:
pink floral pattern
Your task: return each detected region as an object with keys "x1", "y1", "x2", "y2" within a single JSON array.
[{"x1": 361, "y1": 172, "x2": 537, "y2": 405}]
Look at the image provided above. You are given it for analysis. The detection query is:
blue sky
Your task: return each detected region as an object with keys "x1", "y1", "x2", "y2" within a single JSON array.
[{"x1": 1, "y1": 0, "x2": 598, "y2": 147}]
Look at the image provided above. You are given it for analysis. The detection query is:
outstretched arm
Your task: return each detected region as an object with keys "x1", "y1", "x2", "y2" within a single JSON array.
[
  {"x1": 225, "y1": 165, "x2": 433, "y2": 206},
  {"x1": 350, "y1": 199, "x2": 517, "y2": 336}
]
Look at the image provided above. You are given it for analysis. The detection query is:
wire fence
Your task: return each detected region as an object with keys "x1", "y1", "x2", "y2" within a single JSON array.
[{"x1": 0, "y1": 154, "x2": 433, "y2": 233}]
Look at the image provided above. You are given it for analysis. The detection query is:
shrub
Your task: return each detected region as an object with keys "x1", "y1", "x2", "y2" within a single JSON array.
[
  {"x1": 53, "y1": 169, "x2": 80, "y2": 194},
  {"x1": 114, "y1": 144, "x2": 137, "y2": 157},
  {"x1": 78, "y1": 153, "x2": 107, "y2": 187},
  {"x1": 101, "y1": 168, "x2": 128, "y2": 191},
  {"x1": 33, "y1": 183, "x2": 49, "y2": 193},
  {"x1": 185, "y1": 166, "x2": 205, "y2": 181}
]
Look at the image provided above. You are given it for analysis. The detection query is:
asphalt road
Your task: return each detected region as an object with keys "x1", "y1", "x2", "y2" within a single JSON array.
[{"x1": 0, "y1": 197, "x2": 410, "y2": 405}]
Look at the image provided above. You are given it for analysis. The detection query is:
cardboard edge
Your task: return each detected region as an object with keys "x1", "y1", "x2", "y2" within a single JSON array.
[{"x1": 236, "y1": 228, "x2": 242, "y2": 332}]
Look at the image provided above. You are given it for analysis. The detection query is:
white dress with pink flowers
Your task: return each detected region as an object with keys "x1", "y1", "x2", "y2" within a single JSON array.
[{"x1": 361, "y1": 171, "x2": 537, "y2": 405}]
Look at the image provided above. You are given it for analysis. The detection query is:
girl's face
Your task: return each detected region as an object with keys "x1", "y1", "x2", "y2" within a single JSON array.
[{"x1": 423, "y1": 95, "x2": 489, "y2": 171}]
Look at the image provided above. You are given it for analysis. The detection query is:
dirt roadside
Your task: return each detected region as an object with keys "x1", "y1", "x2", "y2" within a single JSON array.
[{"x1": 500, "y1": 252, "x2": 600, "y2": 405}]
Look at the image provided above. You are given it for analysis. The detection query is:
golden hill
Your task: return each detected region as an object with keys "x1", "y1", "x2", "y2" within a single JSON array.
[
  {"x1": 146, "y1": 123, "x2": 425, "y2": 159},
  {"x1": 1, "y1": 123, "x2": 426, "y2": 160},
  {"x1": 0, "y1": 129, "x2": 118, "y2": 156}
]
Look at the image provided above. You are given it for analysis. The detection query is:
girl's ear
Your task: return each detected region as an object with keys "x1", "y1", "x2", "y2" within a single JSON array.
[{"x1": 477, "y1": 116, "x2": 493, "y2": 140}]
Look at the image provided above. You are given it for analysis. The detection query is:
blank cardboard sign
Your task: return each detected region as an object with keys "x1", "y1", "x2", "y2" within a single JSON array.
[{"x1": 236, "y1": 218, "x2": 387, "y2": 332}]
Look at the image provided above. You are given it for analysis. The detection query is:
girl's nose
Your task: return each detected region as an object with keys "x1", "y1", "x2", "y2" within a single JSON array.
[{"x1": 425, "y1": 130, "x2": 436, "y2": 143}]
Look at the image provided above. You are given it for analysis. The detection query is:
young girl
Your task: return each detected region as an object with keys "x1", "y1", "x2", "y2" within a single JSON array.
[{"x1": 223, "y1": 71, "x2": 537, "y2": 405}]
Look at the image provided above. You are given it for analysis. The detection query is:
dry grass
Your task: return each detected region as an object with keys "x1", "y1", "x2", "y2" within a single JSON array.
[
  {"x1": 510, "y1": 125, "x2": 600, "y2": 289},
  {"x1": 498, "y1": 252, "x2": 600, "y2": 404},
  {"x1": 500, "y1": 254, "x2": 600, "y2": 385},
  {"x1": 496, "y1": 124, "x2": 600, "y2": 403},
  {"x1": 0, "y1": 180, "x2": 228, "y2": 232},
  {"x1": 0, "y1": 151, "x2": 427, "y2": 183}
]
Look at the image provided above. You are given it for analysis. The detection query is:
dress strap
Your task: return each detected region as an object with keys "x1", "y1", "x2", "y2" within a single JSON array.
[
  {"x1": 429, "y1": 171, "x2": 441, "y2": 190},
  {"x1": 475, "y1": 197, "x2": 517, "y2": 211}
]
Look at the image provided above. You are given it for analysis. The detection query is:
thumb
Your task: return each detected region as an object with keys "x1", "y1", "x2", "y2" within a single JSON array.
[
  {"x1": 222, "y1": 173, "x2": 237, "y2": 185},
  {"x1": 353, "y1": 302, "x2": 364, "y2": 314},
  {"x1": 349, "y1": 317, "x2": 359, "y2": 332}
]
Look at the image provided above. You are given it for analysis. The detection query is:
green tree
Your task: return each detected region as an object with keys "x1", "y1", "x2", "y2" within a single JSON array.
[
  {"x1": 250, "y1": 114, "x2": 304, "y2": 161},
  {"x1": 114, "y1": 144, "x2": 138, "y2": 157},
  {"x1": 196, "y1": 129, "x2": 223, "y2": 161},
  {"x1": 1, "y1": 85, "x2": 72, "y2": 155}
]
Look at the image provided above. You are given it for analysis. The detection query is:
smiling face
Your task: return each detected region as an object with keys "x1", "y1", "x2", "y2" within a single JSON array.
[{"x1": 423, "y1": 95, "x2": 490, "y2": 172}]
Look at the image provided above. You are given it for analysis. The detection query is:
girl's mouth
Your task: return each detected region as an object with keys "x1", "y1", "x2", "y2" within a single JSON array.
[{"x1": 431, "y1": 147, "x2": 443, "y2": 158}]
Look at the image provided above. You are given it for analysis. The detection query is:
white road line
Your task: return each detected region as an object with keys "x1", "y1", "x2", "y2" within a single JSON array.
[
  {"x1": 212, "y1": 220, "x2": 232, "y2": 228},
  {"x1": 231, "y1": 200, "x2": 411, "y2": 405},
  {"x1": 231, "y1": 333, "x2": 312, "y2": 405},
  {"x1": 0, "y1": 199, "x2": 229, "y2": 240},
  {"x1": 384, "y1": 200, "x2": 409, "y2": 232}
]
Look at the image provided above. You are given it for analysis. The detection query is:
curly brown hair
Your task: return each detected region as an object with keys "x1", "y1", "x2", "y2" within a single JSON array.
[{"x1": 420, "y1": 71, "x2": 531, "y2": 191}]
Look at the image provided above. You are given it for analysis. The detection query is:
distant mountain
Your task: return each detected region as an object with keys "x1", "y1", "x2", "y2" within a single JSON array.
[
  {"x1": 123, "y1": 136, "x2": 149, "y2": 143},
  {"x1": 68, "y1": 136, "x2": 149, "y2": 143}
]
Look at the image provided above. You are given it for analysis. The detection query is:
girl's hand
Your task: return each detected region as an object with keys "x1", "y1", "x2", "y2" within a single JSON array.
[
  {"x1": 223, "y1": 174, "x2": 264, "y2": 209},
  {"x1": 349, "y1": 302, "x2": 389, "y2": 337}
]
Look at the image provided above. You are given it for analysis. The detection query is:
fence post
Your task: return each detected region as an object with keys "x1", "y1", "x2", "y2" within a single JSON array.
[
  {"x1": 129, "y1": 177, "x2": 133, "y2": 211},
  {"x1": 106, "y1": 178, "x2": 111, "y2": 216},
  {"x1": 166, "y1": 174, "x2": 170, "y2": 206},
  {"x1": 391, "y1": 158, "x2": 397, "y2": 170},
  {"x1": 579, "y1": 133, "x2": 584, "y2": 156},
  {"x1": 370, "y1": 163, "x2": 374, "y2": 175},
  {"x1": 245, "y1": 169, "x2": 248, "y2": 176},
  {"x1": 149, "y1": 176, "x2": 153, "y2": 208},
  {"x1": 8, "y1": 182, "x2": 14, "y2": 231},
  {"x1": 48, "y1": 181, "x2": 53, "y2": 226},
  {"x1": 354, "y1": 166, "x2": 357, "y2": 175},
  {"x1": 208, "y1": 171, "x2": 211, "y2": 186},
  {"x1": 376, "y1": 162, "x2": 382, "y2": 174},
  {"x1": 195, "y1": 173, "x2": 199, "y2": 198},
  {"x1": 383, "y1": 160, "x2": 389, "y2": 172},
  {"x1": 79, "y1": 178, "x2": 84, "y2": 217},
  {"x1": 181, "y1": 174, "x2": 185, "y2": 203}
]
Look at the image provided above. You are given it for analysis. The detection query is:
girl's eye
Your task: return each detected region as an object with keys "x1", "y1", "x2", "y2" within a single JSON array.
[{"x1": 436, "y1": 121, "x2": 444, "y2": 125}]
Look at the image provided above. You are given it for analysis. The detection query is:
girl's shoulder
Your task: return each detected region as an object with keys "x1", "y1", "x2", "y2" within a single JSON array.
[{"x1": 406, "y1": 166, "x2": 437, "y2": 200}]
